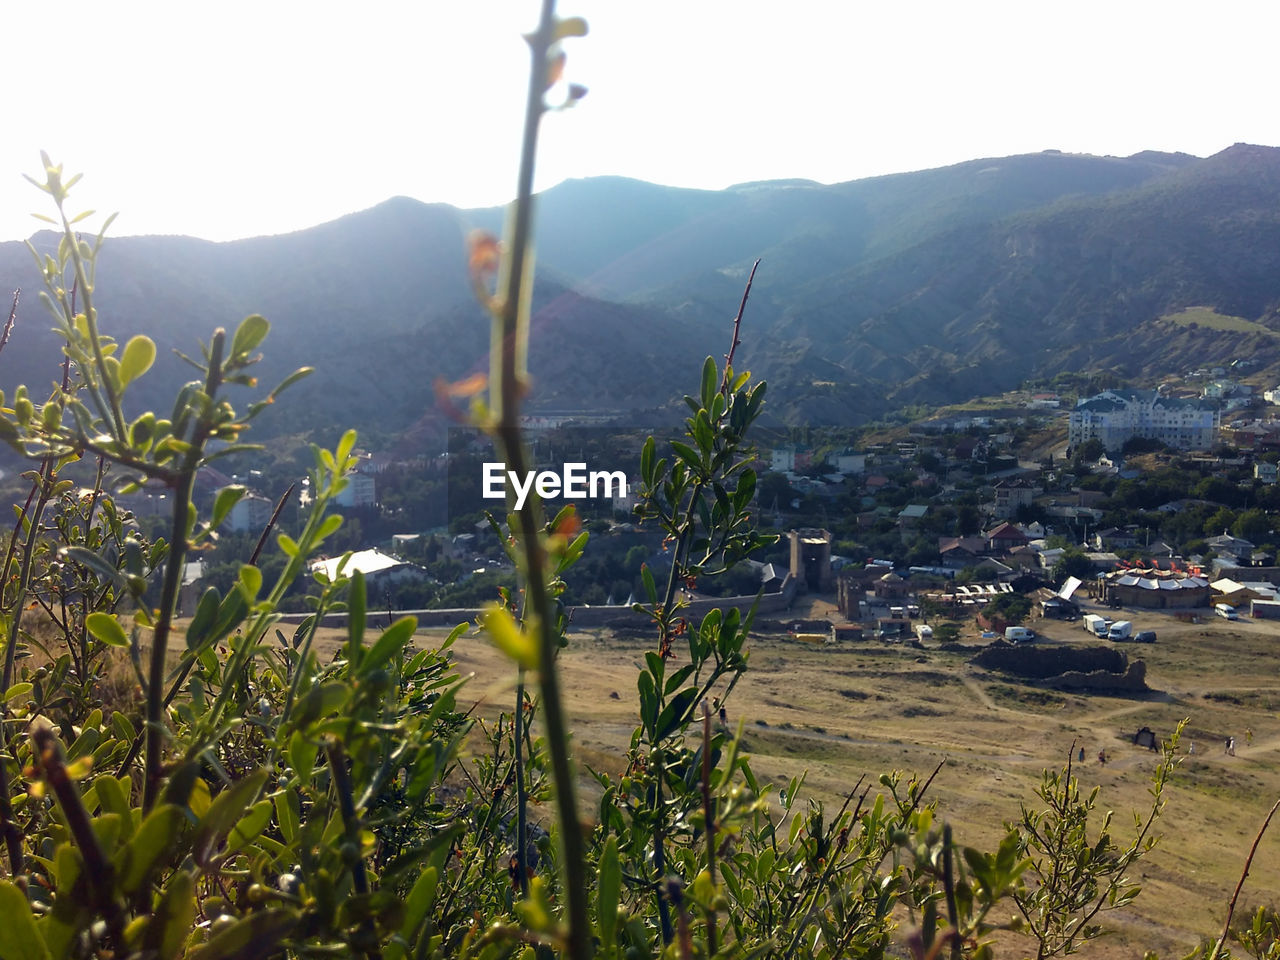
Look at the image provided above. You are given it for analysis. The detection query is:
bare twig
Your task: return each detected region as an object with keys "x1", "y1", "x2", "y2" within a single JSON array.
[
  {"x1": 250, "y1": 482, "x2": 295, "y2": 566},
  {"x1": 31, "y1": 718, "x2": 127, "y2": 947},
  {"x1": 0, "y1": 289, "x2": 17, "y2": 358},
  {"x1": 719, "y1": 259, "x2": 759, "y2": 393},
  {"x1": 1209, "y1": 796, "x2": 1280, "y2": 960}
]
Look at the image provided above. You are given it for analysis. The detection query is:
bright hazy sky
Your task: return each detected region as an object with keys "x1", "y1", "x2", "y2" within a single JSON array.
[{"x1": 3, "y1": 1, "x2": 1277, "y2": 243}]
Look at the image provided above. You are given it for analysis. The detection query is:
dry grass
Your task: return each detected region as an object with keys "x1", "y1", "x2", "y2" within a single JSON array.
[
  {"x1": 304, "y1": 601, "x2": 1280, "y2": 958},
  {"x1": 1162, "y1": 306, "x2": 1276, "y2": 338}
]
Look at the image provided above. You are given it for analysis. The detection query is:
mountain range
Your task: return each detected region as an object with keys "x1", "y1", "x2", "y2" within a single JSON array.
[{"x1": 2, "y1": 143, "x2": 1280, "y2": 451}]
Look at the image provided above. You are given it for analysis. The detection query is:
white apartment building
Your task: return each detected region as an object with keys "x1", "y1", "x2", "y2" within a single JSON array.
[
  {"x1": 1068, "y1": 389, "x2": 1219, "y2": 452},
  {"x1": 334, "y1": 472, "x2": 377, "y2": 508}
]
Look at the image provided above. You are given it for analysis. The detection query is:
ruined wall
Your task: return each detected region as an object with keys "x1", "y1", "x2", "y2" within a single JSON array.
[
  {"x1": 971, "y1": 641, "x2": 1128, "y2": 679},
  {"x1": 1050, "y1": 660, "x2": 1147, "y2": 692}
]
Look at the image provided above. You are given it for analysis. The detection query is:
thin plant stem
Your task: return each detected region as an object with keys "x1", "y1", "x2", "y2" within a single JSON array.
[
  {"x1": 485, "y1": 2, "x2": 589, "y2": 955},
  {"x1": 143, "y1": 331, "x2": 224, "y2": 811},
  {"x1": 0, "y1": 289, "x2": 17, "y2": 357},
  {"x1": 1209, "y1": 796, "x2": 1280, "y2": 960},
  {"x1": 943, "y1": 823, "x2": 961, "y2": 960},
  {"x1": 701, "y1": 700, "x2": 718, "y2": 956}
]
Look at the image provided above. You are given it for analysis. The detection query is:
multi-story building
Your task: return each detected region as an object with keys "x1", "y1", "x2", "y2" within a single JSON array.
[
  {"x1": 226, "y1": 492, "x2": 274, "y2": 533},
  {"x1": 334, "y1": 471, "x2": 377, "y2": 508},
  {"x1": 992, "y1": 478, "x2": 1036, "y2": 519},
  {"x1": 1068, "y1": 389, "x2": 1219, "y2": 452}
]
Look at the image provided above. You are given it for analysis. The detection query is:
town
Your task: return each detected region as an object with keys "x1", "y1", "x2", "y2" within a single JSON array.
[{"x1": 125, "y1": 368, "x2": 1280, "y2": 651}]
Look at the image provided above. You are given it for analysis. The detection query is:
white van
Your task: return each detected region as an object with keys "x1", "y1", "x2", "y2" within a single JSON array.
[
  {"x1": 1004, "y1": 626, "x2": 1035, "y2": 642},
  {"x1": 1082, "y1": 614, "x2": 1110, "y2": 637},
  {"x1": 1215, "y1": 603, "x2": 1239, "y2": 621}
]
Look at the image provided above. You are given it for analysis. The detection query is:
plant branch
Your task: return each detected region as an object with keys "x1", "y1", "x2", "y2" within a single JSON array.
[
  {"x1": 1209, "y1": 795, "x2": 1280, "y2": 960},
  {"x1": 719, "y1": 259, "x2": 759, "y2": 393}
]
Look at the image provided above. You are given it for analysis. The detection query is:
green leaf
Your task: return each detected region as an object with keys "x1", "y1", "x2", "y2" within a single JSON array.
[
  {"x1": 315, "y1": 513, "x2": 343, "y2": 541},
  {"x1": 210, "y1": 485, "x2": 246, "y2": 529},
  {"x1": 362, "y1": 616, "x2": 417, "y2": 676},
  {"x1": 483, "y1": 606, "x2": 537, "y2": 669},
  {"x1": 238, "y1": 564, "x2": 262, "y2": 602},
  {"x1": 663, "y1": 664, "x2": 695, "y2": 696},
  {"x1": 208, "y1": 587, "x2": 249, "y2": 645},
  {"x1": 115, "y1": 804, "x2": 185, "y2": 895},
  {"x1": 641, "y1": 563, "x2": 657, "y2": 604},
  {"x1": 654, "y1": 687, "x2": 699, "y2": 741},
  {"x1": 640, "y1": 436, "x2": 655, "y2": 486},
  {"x1": 289, "y1": 681, "x2": 350, "y2": 729},
  {"x1": 85, "y1": 612, "x2": 129, "y2": 648},
  {"x1": 268, "y1": 366, "x2": 314, "y2": 399},
  {"x1": 671, "y1": 440, "x2": 702, "y2": 471},
  {"x1": 597, "y1": 834, "x2": 620, "y2": 945},
  {"x1": 692, "y1": 409, "x2": 714, "y2": 455},
  {"x1": 734, "y1": 468, "x2": 756, "y2": 509},
  {"x1": 185, "y1": 587, "x2": 221, "y2": 650},
  {"x1": 335, "y1": 429, "x2": 357, "y2": 467},
  {"x1": 273, "y1": 790, "x2": 300, "y2": 844},
  {"x1": 193, "y1": 769, "x2": 269, "y2": 868},
  {"x1": 287, "y1": 731, "x2": 314, "y2": 785},
  {"x1": 393, "y1": 866, "x2": 439, "y2": 958},
  {"x1": 142, "y1": 869, "x2": 196, "y2": 960},
  {"x1": 96, "y1": 776, "x2": 134, "y2": 838},
  {"x1": 3, "y1": 682, "x2": 32, "y2": 703},
  {"x1": 189, "y1": 908, "x2": 297, "y2": 960},
  {"x1": 226, "y1": 800, "x2": 272, "y2": 853},
  {"x1": 60, "y1": 546, "x2": 126, "y2": 591},
  {"x1": 637, "y1": 671, "x2": 657, "y2": 737},
  {"x1": 0, "y1": 879, "x2": 50, "y2": 960},
  {"x1": 699, "y1": 355, "x2": 717, "y2": 411},
  {"x1": 118, "y1": 335, "x2": 156, "y2": 385},
  {"x1": 111, "y1": 711, "x2": 137, "y2": 743},
  {"x1": 230, "y1": 315, "x2": 269, "y2": 360}
]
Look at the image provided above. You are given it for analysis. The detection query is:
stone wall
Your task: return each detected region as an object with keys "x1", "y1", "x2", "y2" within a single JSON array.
[
  {"x1": 970, "y1": 641, "x2": 1149, "y2": 693},
  {"x1": 1050, "y1": 660, "x2": 1147, "y2": 692},
  {"x1": 971, "y1": 641, "x2": 1128, "y2": 679},
  {"x1": 279, "y1": 575, "x2": 796, "y2": 630}
]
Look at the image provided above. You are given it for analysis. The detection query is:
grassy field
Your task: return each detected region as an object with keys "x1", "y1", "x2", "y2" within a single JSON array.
[
  {"x1": 311, "y1": 599, "x2": 1280, "y2": 958},
  {"x1": 1162, "y1": 305, "x2": 1277, "y2": 338}
]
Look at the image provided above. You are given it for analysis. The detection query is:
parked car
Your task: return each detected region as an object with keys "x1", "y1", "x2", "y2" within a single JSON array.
[
  {"x1": 1133, "y1": 630, "x2": 1157, "y2": 643},
  {"x1": 1215, "y1": 603, "x2": 1239, "y2": 621}
]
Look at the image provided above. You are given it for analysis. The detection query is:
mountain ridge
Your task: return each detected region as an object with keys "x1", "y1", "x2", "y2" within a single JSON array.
[{"x1": 2, "y1": 144, "x2": 1279, "y2": 447}]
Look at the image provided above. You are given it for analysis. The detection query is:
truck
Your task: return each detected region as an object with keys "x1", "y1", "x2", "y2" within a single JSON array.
[
  {"x1": 1004, "y1": 626, "x2": 1035, "y2": 642},
  {"x1": 1082, "y1": 614, "x2": 1109, "y2": 637},
  {"x1": 1107, "y1": 620, "x2": 1133, "y2": 641}
]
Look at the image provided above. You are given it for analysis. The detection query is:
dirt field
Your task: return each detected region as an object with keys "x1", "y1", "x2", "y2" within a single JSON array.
[{"x1": 321, "y1": 598, "x2": 1280, "y2": 957}]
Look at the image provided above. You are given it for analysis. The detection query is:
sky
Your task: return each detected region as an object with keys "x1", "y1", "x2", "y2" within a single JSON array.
[{"x1": 2, "y1": 0, "x2": 1278, "y2": 243}]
